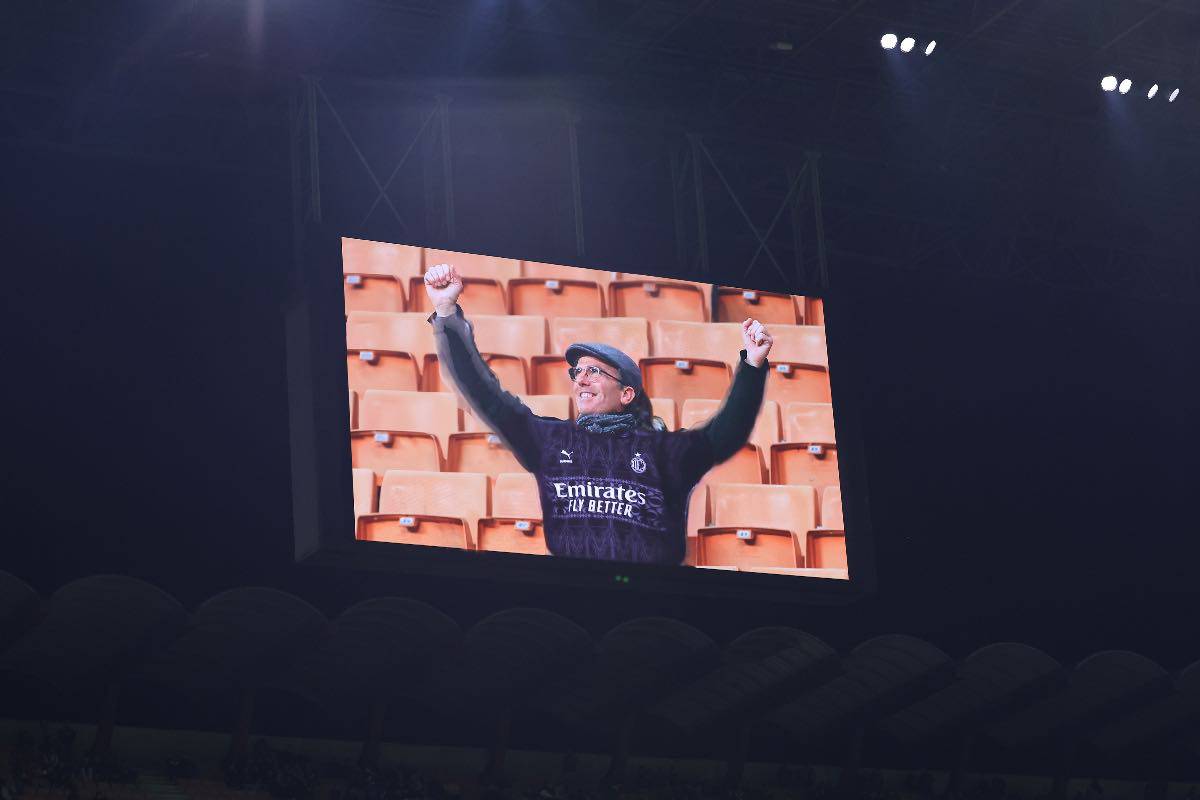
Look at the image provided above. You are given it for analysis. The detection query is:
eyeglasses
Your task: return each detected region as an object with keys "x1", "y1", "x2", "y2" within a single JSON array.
[{"x1": 567, "y1": 364, "x2": 621, "y2": 383}]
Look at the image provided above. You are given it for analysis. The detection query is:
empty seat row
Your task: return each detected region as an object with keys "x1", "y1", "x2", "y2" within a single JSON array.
[
  {"x1": 342, "y1": 239, "x2": 822, "y2": 324},
  {"x1": 354, "y1": 470, "x2": 547, "y2": 555},
  {"x1": 349, "y1": 389, "x2": 838, "y2": 488},
  {"x1": 689, "y1": 484, "x2": 845, "y2": 571},
  {"x1": 345, "y1": 312, "x2": 830, "y2": 407},
  {"x1": 352, "y1": 469, "x2": 844, "y2": 571}
]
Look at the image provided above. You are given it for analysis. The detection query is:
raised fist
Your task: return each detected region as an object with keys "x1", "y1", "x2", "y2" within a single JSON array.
[
  {"x1": 424, "y1": 263, "x2": 463, "y2": 315},
  {"x1": 742, "y1": 318, "x2": 773, "y2": 368}
]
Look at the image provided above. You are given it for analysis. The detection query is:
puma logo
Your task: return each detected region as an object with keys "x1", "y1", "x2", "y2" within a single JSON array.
[{"x1": 559, "y1": 450, "x2": 573, "y2": 464}]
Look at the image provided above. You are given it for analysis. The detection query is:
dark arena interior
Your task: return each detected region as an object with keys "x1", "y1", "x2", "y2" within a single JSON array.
[{"x1": 3, "y1": 2, "x2": 1200, "y2": 799}]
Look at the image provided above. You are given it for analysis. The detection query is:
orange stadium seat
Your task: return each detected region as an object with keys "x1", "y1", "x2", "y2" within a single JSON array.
[
  {"x1": 641, "y1": 320, "x2": 738, "y2": 407},
  {"x1": 351, "y1": 390, "x2": 460, "y2": 480},
  {"x1": 352, "y1": 468, "x2": 376, "y2": 516},
  {"x1": 348, "y1": 389, "x2": 358, "y2": 429},
  {"x1": 462, "y1": 394, "x2": 571, "y2": 431},
  {"x1": 807, "y1": 531, "x2": 847, "y2": 570},
  {"x1": 821, "y1": 485, "x2": 843, "y2": 528},
  {"x1": 446, "y1": 432, "x2": 522, "y2": 478},
  {"x1": 420, "y1": 353, "x2": 529, "y2": 396},
  {"x1": 770, "y1": 402, "x2": 839, "y2": 492},
  {"x1": 508, "y1": 278, "x2": 605, "y2": 320},
  {"x1": 651, "y1": 397, "x2": 676, "y2": 430},
  {"x1": 356, "y1": 470, "x2": 485, "y2": 550},
  {"x1": 806, "y1": 485, "x2": 846, "y2": 571},
  {"x1": 763, "y1": 324, "x2": 831, "y2": 405},
  {"x1": 531, "y1": 316, "x2": 650, "y2": 396},
  {"x1": 609, "y1": 274, "x2": 710, "y2": 322},
  {"x1": 715, "y1": 287, "x2": 802, "y2": 325},
  {"x1": 410, "y1": 249, "x2": 521, "y2": 316},
  {"x1": 476, "y1": 472, "x2": 548, "y2": 555},
  {"x1": 523, "y1": 261, "x2": 615, "y2": 287},
  {"x1": 681, "y1": 398, "x2": 780, "y2": 484},
  {"x1": 681, "y1": 398, "x2": 780, "y2": 454},
  {"x1": 342, "y1": 238, "x2": 423, "y2": 278},
  {"x1": 806, "y1": 296, "x2": 825, "y2": 325},
  {"x1": 529, "y1": 354, "x2": 568, "y2": 395},
  {"x1": 684, "y1": 482, "x2": 710, "y2": 566},
  {"x1": 343, "y1": 274, "x2": 405, "y2": 314},
  {"x1": 345, "y1": 311, "x2": 438, "y2": 393},
  {"x1": 422, "y1": 314, "x2": 546, "y2": 396},
  {"x1": 698, "y1": 483, "x2": 817, "y2": 568}
]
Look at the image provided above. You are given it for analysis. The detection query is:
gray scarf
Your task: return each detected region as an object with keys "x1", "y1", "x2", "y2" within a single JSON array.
[{"x1": 575, "y1": 412, "x2": 638, "y2": 434}]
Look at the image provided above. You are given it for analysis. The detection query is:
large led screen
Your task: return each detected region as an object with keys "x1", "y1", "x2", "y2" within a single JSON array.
[{"x1": 340, "y1": 238, "x2": 848, "y2": 579}]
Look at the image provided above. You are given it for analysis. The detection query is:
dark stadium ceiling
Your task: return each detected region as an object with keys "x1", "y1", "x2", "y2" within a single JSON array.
[{"x1": 8, "y1": 0, "x2": 1200, "y2": 106}]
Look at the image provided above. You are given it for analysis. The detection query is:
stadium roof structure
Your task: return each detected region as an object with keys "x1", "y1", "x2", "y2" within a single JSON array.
[
  {"x1": 768, "y1": 634, "x2": 952, "y2": 743},
  {"x1": 879, "y1": 641, "x2": 1064, "y2": 744},
  {"x1": 545, "y1": 616, "x2": 718, "y2": 731},
  {"x1": 986, "y1": 649, "x2": 1170, "y2": 748},
  {"x1": 137, "y1": 586, "x2": 328, "y2": 692},
  {"x1": 649, "y1": 626, "x2": 838, "y2": 735},
  {"x1": 4, "y1": 573, "x2": 1200, "y2": 776},
  {"x1": 1088, "y1": 658, "x2": 1200, "y2": 754},
  {"x1": 0, "y1": 574, "x2": 185, "y2": 694},
  {"x1": 269, "y1": 596, "x2": 461, "y2": 716}
]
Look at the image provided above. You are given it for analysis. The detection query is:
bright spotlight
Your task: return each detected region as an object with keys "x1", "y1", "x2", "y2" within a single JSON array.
[
  {"x1": 924, "y1": 40, "x2": 937, "y2": 56},
  {"x1": 1147, "y1": 84, "x2": 1159, "y2": 99},
  {"x1": 1100, "y1": 76, "x2": 1117, "y2": 92},
  {"x1": 1118, "y1": 78, "x2": 1132, "y2": 95},
  {"x1": 1169, "y1": 88, "x2": 1180, "y2": 102},
  {"x1": 900, "y1": 37, "x2": 916, "y2": 53},
  {"x1": 881, "y1": 33, "x2": 898, "y2": 49}
]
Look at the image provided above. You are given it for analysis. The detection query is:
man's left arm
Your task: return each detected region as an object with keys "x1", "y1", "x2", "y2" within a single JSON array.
[{"x1": 699, "y1": 318, "x2": 773, "y2": 464}]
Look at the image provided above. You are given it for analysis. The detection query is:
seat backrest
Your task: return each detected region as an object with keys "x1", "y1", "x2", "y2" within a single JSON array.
[
  {"x1": 492, "y1": 473, "x2": 541, "y2": 518},
  {"x1": 770, "y1": 325, "x2": 828, "y2": 367},
  {"x1": 617, "y1": 273, "x2": 711, "y2": 294},
  {"x1": 346, "y1": 311, "x2": 438, "y2": 361},
  {"x1": 782, "y1": 402, "x2": 837, "y2": 444},
  {"x1": 821, "y1": 485, "x2": 843, "y2": 528},
  {"x1": 342, "y1": 238, "x2": 423, "y2": 277},
  {"x1": 359, "y1": 390, "x2": 460, "y2": 451},
  {"x1": 681, "y1": 399, "x2": 780, "y2": 452},
  {"x1": 653, "y1": 320, "x2": 744, "y2": 362},
  {"x1": 709, "y1": 483, "x2": 817, "y2": 534},
  {"x1": 469, "y1": 314, "x2": 547, "y2": 358},
  {"x1": 352, "y1": 468, "x2": 376, "y2": 515},
  {"x1": 426, "y1": 249, "x2": 521, "y2": 282},
  {"x1": 523, "y1": 262, "x2": 615, "y2": 287},
  {"x1": 551, "y1": 317, "x2": 650, "y2": 361},
  {"x1": 462, "y1": 394, "x2": 570, "y2": 432},
  {"x1": 378, "y1": 470, "x2": 488, "y2": 522},
  {"x1": 651, "y1": 397, "x2": 676, "y2": 430},
  {"x1": 715, "y1": 286, "x2": 803, "y2": 325}
]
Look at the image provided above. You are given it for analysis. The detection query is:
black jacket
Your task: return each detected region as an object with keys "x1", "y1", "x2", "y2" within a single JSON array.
[{"x1": 429, "y1": 305, "x2": 768, "y2": 565}]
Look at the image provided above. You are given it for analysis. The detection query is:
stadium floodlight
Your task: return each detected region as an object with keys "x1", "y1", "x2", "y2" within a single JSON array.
[
  {"x1": 900, "y1": 37, "x2": 916, "y2": 53},
  {"x1": 1148, "y1": 84, "x2": 1159, "y2": 99},
  {"x1": 1100, "y1": 76, "x2": 1117, "y2": 92},
  {"x1": 881, "y1": 33, "x2": 898, "y2": 49},
  {"x1": 924, "y1": 40, "x2": 937, "y2": 55},
  {"x1": 1118, "y1": 78, "x2": 1132, "y2": 95},
  {"x1": 1169, "y1": 88, "x2": 1180, "y2": 102}
]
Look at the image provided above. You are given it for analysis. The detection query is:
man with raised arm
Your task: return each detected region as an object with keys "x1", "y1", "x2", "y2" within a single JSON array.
[{"x1": 424, "y1": 263, "x2": 773, "y2": 566}]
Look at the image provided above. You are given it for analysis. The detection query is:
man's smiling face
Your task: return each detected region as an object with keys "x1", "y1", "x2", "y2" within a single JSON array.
[{"x1": 572, "y1": 355, "x2": 636, "y2": 416}]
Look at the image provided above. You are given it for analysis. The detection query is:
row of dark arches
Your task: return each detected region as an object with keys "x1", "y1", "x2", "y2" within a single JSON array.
[{"x1": 2, "y1": 572, "x2": 1197, "y2": 789}]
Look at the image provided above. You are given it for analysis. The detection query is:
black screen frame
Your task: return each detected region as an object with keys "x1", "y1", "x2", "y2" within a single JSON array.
[{"x1": 287, "y1": 222, "x2": 878, "y2": 604}]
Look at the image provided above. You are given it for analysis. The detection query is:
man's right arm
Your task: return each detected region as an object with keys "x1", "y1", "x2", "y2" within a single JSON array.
[{"x1": 428, "y1": 303, "x2": 540, "y2": 472}]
